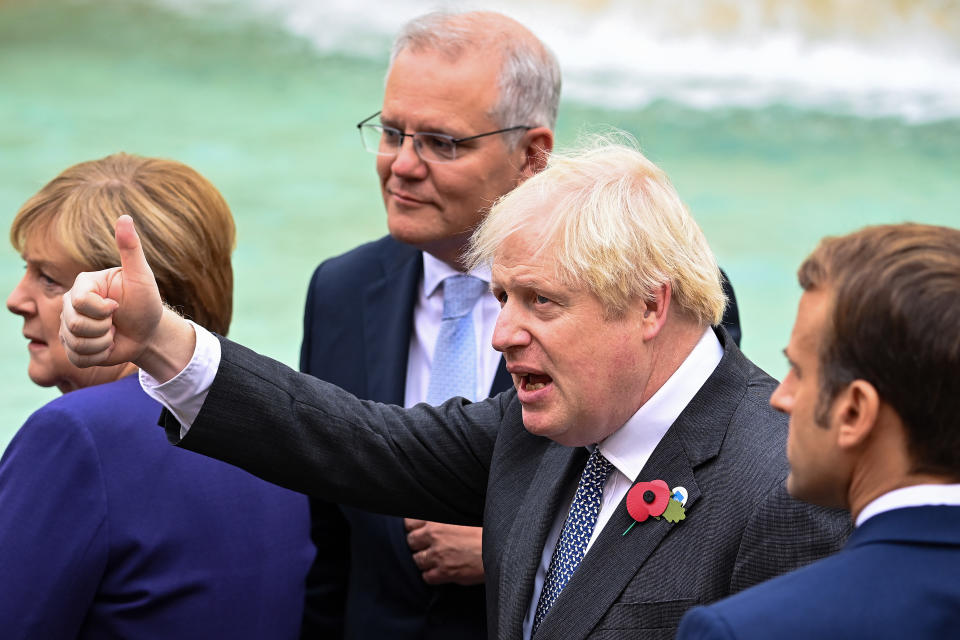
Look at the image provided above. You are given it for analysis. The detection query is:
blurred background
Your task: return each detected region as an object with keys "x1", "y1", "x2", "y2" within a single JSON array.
[{"x1": 2, "y1": 0, "x2": 958, "y2": 450}]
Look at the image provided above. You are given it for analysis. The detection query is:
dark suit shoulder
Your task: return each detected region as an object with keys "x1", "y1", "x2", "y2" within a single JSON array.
[
  {"x1": 300, "y1": 235, "x2": 421, "y2": 390},
  {"x1": 680, "y1": 517, "x2": 960, "y2": 640}
]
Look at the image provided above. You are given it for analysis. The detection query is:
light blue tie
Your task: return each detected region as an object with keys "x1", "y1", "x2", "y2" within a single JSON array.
[
  {"x1": 532, "y1": 448, "x2": 613, "y2": 634},
  {"x1": 426, "y1": 275, "x2": 488, "y2": 405}
]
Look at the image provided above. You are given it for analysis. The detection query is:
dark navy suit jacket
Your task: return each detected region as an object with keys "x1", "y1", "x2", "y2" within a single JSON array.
[
  {"x1": 676, "y1": 505, "x2": 960, "y2": 640},
  {"x1": 298, "y1": 235, "x2": 742, "y2": 639},
  {"x1": 0, "y1": 375, "x2": 314, "y2": 640}
]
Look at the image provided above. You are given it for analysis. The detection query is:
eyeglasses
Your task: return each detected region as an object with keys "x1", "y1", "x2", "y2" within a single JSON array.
[{"x1": 357, "y1": 111, "x2": 533, "y2": 164}]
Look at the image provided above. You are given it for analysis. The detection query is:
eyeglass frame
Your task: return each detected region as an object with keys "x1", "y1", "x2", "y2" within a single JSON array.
[{"x1": 356, "y1": 111, "x2": 533, "y2": 164}]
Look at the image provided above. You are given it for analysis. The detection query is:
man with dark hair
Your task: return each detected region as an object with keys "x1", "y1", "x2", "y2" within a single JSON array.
[{"x1": 677, "y1": 223, "x2": 960, "y2": 639}]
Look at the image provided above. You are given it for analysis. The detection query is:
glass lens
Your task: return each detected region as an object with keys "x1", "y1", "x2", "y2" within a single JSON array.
[
  {"x1": 360, "y1": 124, "x2": 398, "y2": 155},
  {"x1": 415, "y1": 133, "x2": 457, "y2": 163}
]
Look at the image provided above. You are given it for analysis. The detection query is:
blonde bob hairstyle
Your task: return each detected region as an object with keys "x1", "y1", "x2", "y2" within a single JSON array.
[
  {"x1": 10, "y1": 153, "x2": 235, "y2": 335},
  {"x1": 467, "y1": 138, "x2": 725, "y2": 325}
]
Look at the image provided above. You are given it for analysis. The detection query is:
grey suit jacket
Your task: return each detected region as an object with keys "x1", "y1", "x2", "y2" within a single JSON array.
[{"x1": 164, "y1": 328, "x2": 848, "y2": 639}]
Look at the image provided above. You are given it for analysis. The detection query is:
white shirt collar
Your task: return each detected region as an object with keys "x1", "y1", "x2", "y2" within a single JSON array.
[
  {"x1": 422, "y1": 252, "x2": 491, "y2": 299},
  {"x1": 598, "y1": 327, "x2": 724, "y2": 482},
  {"x1": 856, "y1": 483, "x2": 960, "y2": 527}
]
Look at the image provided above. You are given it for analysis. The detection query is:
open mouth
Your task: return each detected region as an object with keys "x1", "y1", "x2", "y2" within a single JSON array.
[{"x1": 520, "y1": 373, "x2": 552, "y2": 391}]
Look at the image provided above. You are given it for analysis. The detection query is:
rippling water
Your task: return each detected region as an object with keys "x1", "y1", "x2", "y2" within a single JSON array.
[{"x1": 1, "y1": 0, "x2": 958, "y2": 449}]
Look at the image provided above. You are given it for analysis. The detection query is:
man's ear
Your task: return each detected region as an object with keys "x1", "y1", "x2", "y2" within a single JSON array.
[
  {"x1": 835, "y1": 380, "x2": 880, "y2": 450},
  {"x1": 640, "y1": 284, "x2": 671, "y2": 341},
  {"x1": 519, "y1": 127, "x2": 554, "y2": 179}
]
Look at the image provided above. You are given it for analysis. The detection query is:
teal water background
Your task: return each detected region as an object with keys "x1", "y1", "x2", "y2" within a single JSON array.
[{"x1": 2, "y1": 0, "x2": 959, "y2": 450}]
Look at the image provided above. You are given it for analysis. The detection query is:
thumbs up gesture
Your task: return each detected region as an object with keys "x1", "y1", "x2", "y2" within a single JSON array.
[{"x1": 60, "y1": 215, "x2": 195, "y2": 382}]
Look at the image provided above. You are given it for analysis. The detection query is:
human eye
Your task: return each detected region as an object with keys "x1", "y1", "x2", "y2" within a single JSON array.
[
  {"x1": 31, "y1": 266, "x2": 66, "y2": 294},
  {"x1": 380, "y1": 126, "x2": 401, "y2": 144},
  {"x1": 420, "y1": 134, "x2": 456, "y2": 160},
  {"x1": 534, "y1": 293, "x2": 552, "y2": 305},
  {"x1": 493, "y1": 289, "x2": 508, "y2": 306}
]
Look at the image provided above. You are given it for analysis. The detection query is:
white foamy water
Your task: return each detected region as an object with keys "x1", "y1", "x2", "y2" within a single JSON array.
[{"x1": 157, "y1": 0, "x2": 960, "y2": 123}]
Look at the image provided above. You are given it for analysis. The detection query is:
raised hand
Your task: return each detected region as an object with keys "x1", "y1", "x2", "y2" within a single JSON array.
[{"x1": 60, "y1": 215, "x2": 194, "y2": 382}]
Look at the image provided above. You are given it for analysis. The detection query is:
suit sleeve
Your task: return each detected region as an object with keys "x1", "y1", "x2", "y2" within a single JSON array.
[
  {"x1": 729, "y1": 479, "x2": 850, "y2": 593},
  {"x1": 167, "y1": 337, "x2": 502, "y2": 526},
  {"x1": 675, "y1": 606, "x2": 738, "y2": 640},
  {"x1": 0, "y1": 408, "x2": 108, "y2": 639}
]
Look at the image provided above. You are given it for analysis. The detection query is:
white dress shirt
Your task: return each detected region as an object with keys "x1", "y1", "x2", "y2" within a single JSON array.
[
  {"x1": 855, "y1": 483, "x2": 960, "y2": 527},
  {"x1": 520, "y1": 327, "x2": 723, "y2": 638}
]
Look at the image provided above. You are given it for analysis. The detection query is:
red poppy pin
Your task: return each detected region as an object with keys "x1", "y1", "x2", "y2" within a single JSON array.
[{"x1": 622, "y1": 480, "x2": 687, "y2": 535}]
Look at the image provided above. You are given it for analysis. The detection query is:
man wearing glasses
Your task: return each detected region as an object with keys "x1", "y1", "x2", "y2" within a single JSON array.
[
  {"x1": 299, "y1": 10, "x2": 743, "y2": 639},
  {"x1": 298, "y1": 11, "x2": 558, "y2": 639}
]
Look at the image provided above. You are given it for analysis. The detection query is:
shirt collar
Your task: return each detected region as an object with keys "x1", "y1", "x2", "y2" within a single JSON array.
[
  {"x1": 856, "y1": 483, "x2": 960, "y2": 527},
  {"x1": 599, "y1": 327, "x2": 724, "y2": 482},
  {"x1": 422, "y1": 252, "x2": 492, "y2": 299}
]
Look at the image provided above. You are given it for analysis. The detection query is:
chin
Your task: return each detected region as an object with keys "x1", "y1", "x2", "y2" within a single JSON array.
[
  {"x1": 520, "y1": 412, "x2": 559, "y2": 440},
  {"x1": 26, "y1": 366, "x2": 54, "y2": 389}
]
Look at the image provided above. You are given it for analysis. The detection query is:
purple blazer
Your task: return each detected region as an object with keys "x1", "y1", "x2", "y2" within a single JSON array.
[{"x1": 0, "y1": 375, "x2": 315, "y2": 639}]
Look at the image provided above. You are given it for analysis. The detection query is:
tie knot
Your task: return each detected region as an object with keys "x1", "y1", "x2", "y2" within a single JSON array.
[
  {"x1": 441, "y1": 275, "x2": 488, "y2": 319},
  {"x1": 584, "y1": 447, "x2": 613, "y2": 481}
]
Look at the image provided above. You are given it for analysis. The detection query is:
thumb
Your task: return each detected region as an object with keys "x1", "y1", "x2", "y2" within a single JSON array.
[{"x1": 115, "y1": 215, "x2": 153, "y2": 280}]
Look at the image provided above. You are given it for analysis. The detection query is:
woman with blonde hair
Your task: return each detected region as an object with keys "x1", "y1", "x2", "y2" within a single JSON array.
[{"x1": 1, "y1": 153, "x2": 314, "y2": 639}]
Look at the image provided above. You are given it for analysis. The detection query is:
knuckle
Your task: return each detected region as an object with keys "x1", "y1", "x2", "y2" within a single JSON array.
[{"x1": 66, "y1": 316, "x2": 87, "y2": 336}]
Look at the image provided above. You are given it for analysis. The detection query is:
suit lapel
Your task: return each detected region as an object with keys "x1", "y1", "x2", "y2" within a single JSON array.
[
  {"x1": 532, "y1": 329, "x2": 748, "y2": 639},
  {"x1": 362, "y1": 246, "x2": 422, "y2": 404},
  {"x1": 495, "y1": 443, "x2": 587, "y2": 640},
  {"x1": 531, "y1": 430, "x2": 701, "y2": 639}
]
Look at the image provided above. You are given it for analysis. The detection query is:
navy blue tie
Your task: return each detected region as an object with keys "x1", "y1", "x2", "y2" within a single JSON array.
[{"x1": 532, "y1": 448, "x2": 613, "y2": 634}]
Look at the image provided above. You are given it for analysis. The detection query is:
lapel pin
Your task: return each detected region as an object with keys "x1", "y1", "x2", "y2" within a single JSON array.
[
  {"x1": 623, "y1": 479, "x2": 687, "y2": 535},
  {"x1": 671, "y1": 486, "x2": 688, "y2": 506}
]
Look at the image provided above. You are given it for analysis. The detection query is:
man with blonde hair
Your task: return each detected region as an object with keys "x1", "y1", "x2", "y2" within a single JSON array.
[{"x1": 59, "y1": 141, "x2": 834, "y2": 640}]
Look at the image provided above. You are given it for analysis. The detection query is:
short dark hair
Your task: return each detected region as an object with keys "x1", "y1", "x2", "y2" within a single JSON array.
[{"x1": 798, "y1": 223, "x2": 960, "y2": 477}]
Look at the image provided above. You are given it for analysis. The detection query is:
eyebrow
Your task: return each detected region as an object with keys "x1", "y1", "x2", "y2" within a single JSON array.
[
  {"x1": 379, "y1": 116, "x2": 460, "y2": 136},
  {"x1": 25, "y1": 256, "x2": 76, "y2": 279},
  {"x1": 782, "y1": 348, "x2": 801, "y2": 374},
  {"x1": 492, "y1": 274, "x2": 553, "y2": 291}
]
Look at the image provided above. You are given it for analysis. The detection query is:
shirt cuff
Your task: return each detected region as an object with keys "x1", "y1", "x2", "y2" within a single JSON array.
[{"x1": 139, "y1": 321, "x2": 221, "y2": 439}]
